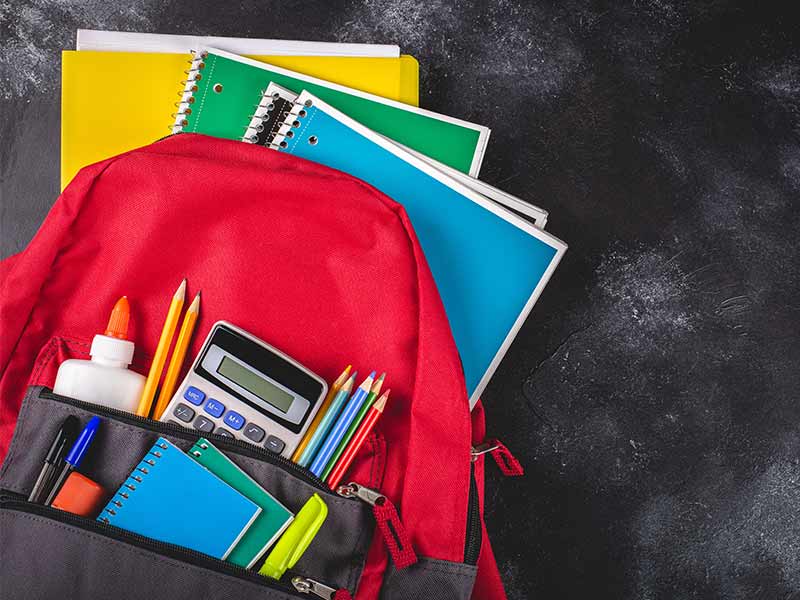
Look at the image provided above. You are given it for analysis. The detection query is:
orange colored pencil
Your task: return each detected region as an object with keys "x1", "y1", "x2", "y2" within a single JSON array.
[
  {"x1": 292, "y1": 365, "x2": 352, "y2": 463},
  {"x1": 327, "y1": 390, "x2": 389, "y2": 489}
]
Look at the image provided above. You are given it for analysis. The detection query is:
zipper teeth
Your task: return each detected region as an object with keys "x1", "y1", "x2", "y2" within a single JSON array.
[
  {"x1": 39, "y1": 388, "x2": 333, "y2": 495},
  {"x1": 0, "y1": 493, "x2": 300, "y2": 595},
  {"x1": 464, "y1": 463, "x2": 482, "y2": 565}
]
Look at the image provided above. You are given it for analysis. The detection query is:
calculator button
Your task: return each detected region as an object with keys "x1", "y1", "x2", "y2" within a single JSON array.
[
  {"x1": 183, "y1": 386, "x2": 205, "y2": 406},
  {"x1": 204, "y1": 398, "x2": 225, "y2": 418},
  {"x1": 243, "y1": 423, "x2": 266, "y2": 443},
  {"x1": 223, "y1": 411, "x2": 245, "y2": 431},
  {"x1": 215, "y1": 427, "x2": 234, "y2": 438},
  {"x1": 193, "y1": 416, "x2": 214, "y2": 433},
  {"x1": 265, "y1": 435, "x2": 285, "y2": 455},
  {"x1": 173, "y1": 403, "x2": 195, "y2": 422}
]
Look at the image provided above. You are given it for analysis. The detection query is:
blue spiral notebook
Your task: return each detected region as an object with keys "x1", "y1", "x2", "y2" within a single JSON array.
[
  {"x1": 270, "y1": 91, "x2": 567, "y2": 407},
  {"x1": 98, "y1": 438, "x2": 261, "y2": 559}
]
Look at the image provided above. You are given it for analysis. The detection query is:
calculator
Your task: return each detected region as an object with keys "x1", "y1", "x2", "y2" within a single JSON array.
[{"x1": 158, "y1": 321, "x2": 328, "y2": 458}]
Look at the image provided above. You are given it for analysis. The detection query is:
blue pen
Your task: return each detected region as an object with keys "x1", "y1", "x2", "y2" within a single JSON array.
[
  {"x1": 297, "y1": 374, "x2": 356, "y2": 468},
  {"x1": 45, "y1": 416, "x2": 101, "y2": 505},
  {"x1": 310, "y1": 372, "x2": 375, "y2": 477}
]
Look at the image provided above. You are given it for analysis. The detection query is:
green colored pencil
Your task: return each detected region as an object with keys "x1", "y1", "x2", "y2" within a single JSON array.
[{"x1": 322, "y1": 373, "x2": 385, "y2": 482}]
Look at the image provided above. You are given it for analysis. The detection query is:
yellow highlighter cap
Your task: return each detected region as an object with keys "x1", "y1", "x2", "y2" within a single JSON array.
[{"x1": 259, "y1": 493, "x2": 328, "y2": 580}]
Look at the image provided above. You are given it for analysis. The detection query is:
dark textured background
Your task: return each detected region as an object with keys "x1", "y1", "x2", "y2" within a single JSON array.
[{"x1": 2, "y1": 1, "x2": 799, "y2": 598}]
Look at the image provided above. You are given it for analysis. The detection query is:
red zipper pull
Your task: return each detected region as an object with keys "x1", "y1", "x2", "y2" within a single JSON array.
[
  {"x1": 337, "y1": 482, "x2": 418, "y2": 569},
  {"x1": 472, "y1": 439, "x2": 524, "y2": 476}
]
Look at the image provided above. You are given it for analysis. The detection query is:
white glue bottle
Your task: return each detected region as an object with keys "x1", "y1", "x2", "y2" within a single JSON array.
[{"x1": 54, "y1": 296, "x2": 146, "y2": 413}]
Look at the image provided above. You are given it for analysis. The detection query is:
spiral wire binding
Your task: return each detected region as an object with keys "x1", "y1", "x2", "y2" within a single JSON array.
[
  {"x1": 242, "y1": 90, "x2": 282, "y2": 144},
  {"x1": 269, "y1": 98, "x2": 314, "y2": 150},
  {"x1": 99, "y1": 441, "x2": 169, "y2": 524},
  {"x1": 191, "y1": 441, "x2": 209, "y2": 457},
  {"x1": 171, "y1": 51, "x2": 207, "y2": 134}
]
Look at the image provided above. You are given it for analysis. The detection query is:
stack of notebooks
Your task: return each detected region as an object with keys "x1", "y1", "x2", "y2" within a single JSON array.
[
  {"x1": 99, "y1": 437, "x2": 293, "y2": 567},
  {"x1": 62, "y1": 30, "x2": 567, "y2": 408}
]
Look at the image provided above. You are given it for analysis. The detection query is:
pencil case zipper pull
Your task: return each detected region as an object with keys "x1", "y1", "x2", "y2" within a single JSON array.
[
  {"x1": 471, "y1": 438, "x2": 524, "y2": 476},
  {"x1": 336, "y1": 482, "x2": 418, "y2": 569},
  {"x1": 291, "y1": 575, "x2": 352, "y2": 599}
]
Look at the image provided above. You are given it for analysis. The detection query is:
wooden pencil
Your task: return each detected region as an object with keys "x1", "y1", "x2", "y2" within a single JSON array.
[{"x1": 135, "y1": 279, "x2": 185, "y2": 417}]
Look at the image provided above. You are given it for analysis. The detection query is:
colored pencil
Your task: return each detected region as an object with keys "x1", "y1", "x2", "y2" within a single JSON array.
[
  {"x1": 310, "y1": 372, "x2": 375, "y2": 477},
  {"x1": 328, "y1": 390, "x2": 389, "y2": 489},
  {"x1": 292, "y1": 365, "x2": 352, "y2": 463},
  {"x1": 153, "y1": 292, "x2": 201, "y2": 420},
  {"x1": 321, "y1": 373, "x2": 384, "y2": 482},
  {"x1": 135, "y1": 279, "x2": 186, "y2": 417},
  {"x1": 296, "y1": 373, "x2": 355, "y2": 468}
]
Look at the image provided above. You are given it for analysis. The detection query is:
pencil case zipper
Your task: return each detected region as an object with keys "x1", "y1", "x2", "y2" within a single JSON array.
[
  {"x1": 39, "y1": 387, "x2": 335, "y2": 497},
  {"x1": 0, "y1": 491, "x2": 327, "y2": 597}
]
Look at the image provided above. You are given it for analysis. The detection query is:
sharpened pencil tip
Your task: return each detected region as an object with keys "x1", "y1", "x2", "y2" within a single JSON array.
[
  {"x1": 175, "y1": 279, "x2": 187, "y2": 299},
  {"x1": 188, "y1": 293, "x2": 201, "y2": 311}
]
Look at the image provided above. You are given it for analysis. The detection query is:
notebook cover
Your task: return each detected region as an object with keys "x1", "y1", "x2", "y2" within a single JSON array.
[
  {"x1": 272, "y1": 92, "x2": 567, "y2": 407},
  {"x1": 246, "y1": 86, "x2": 548, "y2": 229},
  {"x1": 175, "y1": 48, "x2": 487, "y2": 176},
  {"x1": 77, "y1": 29, "x2": 400, "y2": 57},
  {"x1": 98, "y1": 437, "x2": 261, "y2": 559},
  {"x1": 61, "y1": 51, "x2": 419, "y2": 190},
  {"x1": 189, "y1": 438, "x2": 294, "y2": 568}
]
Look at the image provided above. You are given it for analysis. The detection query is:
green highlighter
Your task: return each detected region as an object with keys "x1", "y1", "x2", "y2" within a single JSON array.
[
  {"x1": 259, "y1": 494, "x2": 328, "y2": 580},
  {"x1": 189, "y1": 439, "x2": 293, "y2": 568}
]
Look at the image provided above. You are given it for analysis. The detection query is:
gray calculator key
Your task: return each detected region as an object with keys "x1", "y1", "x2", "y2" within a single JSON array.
[
  {"x1": 215, "y1": 427, "x2": 234, "y2": 438},
  {"x1": 173, "y1": 403, "x2": 195, "y2": 423},
  {"x1": 243, "y1": 423, "x2": 266, "y2": 443},
  {"x1": 265, "y1": 435, "x2": 285, "y2": 455},
  {"x1": 193, "y1": 415, "x2": 214, "y2": 433}
]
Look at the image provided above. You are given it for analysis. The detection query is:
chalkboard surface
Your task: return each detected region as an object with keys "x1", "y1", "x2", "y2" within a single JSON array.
[{"x1": 1, "y1": 2, "x2": 798, "y2": 598}]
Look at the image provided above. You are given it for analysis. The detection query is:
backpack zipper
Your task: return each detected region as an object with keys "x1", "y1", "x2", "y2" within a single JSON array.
[
  {"x1": 292, "y1": 575, "x2": 352, "y2": 599},
  {"x1": 336, "y1": 482, "x2": 418, "y2": 569},
  {"x1": 39, "y1": 388, "x2": 335, "y2": 496},
  {"x1": 0, "y1": 492, "x2": 302, "y2": 595},
  {"x1": 464, "y1": 462, "x2": 482, "y2": 565}
]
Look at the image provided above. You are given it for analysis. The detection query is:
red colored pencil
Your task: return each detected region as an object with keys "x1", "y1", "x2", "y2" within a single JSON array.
[{"x1": 327, "y1": 390, "x2": 389, "y2": 489}]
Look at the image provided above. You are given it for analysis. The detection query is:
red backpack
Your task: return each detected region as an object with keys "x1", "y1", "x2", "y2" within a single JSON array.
[{"x1": 0, "y1": 134, "x2": 516, "y2": 599}]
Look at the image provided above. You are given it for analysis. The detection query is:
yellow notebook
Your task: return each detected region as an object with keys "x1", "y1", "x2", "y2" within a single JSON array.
[{"x1": 61, "y1": 51, "x2": 419, "y2": 189}]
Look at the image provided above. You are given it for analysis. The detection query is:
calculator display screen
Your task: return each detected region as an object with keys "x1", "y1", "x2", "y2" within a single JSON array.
[{"x1": 217, "y1": 356, "x2": 293, "y2": 413}]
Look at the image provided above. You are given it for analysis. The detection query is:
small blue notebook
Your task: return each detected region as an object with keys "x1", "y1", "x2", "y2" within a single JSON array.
[
  {"x1": 270, "y1": 91, "x2": 567, "y2": 407},
  {"x1": 98, "y1": 437, "x2": 261, "y2": 559}
]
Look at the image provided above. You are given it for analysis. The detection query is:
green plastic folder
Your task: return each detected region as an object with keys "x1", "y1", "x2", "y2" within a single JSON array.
[
  {"x1": 175, "y1": 48, "x2": 490, "y2": 175},
  {"x1": 189, "y1": 438, "x2": 293, "y2": 568}
]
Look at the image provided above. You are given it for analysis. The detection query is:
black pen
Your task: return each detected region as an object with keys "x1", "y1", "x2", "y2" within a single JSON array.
[{"x1": 28, "y1": 415, "x2": 79, "y2": 503}]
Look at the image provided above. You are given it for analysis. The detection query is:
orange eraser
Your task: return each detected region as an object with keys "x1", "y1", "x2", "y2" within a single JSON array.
[{"x1": 51, "y1": 472, "x2": 106, "y2": 518}]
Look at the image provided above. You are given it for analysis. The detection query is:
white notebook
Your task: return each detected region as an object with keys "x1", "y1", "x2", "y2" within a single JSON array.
[{"x1": 76, "y1": 29, "x2": 400, "y2": 57}]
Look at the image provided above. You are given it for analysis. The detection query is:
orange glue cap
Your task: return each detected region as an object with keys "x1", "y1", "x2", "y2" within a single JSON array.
[{"x1": 104, "y1": 296, "x2": 130, "y2": 339}]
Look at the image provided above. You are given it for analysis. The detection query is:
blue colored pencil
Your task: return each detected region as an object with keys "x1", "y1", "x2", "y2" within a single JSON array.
[
  {"x1": 297, "y1": 373, "x2": 355, "y2": 468},
  {"x1": 310, "y1": 371, "x2": 375, "y2": 477}
]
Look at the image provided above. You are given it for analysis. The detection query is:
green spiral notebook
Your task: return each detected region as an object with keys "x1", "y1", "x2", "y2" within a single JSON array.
[
  {"x1": 189, "y1": 438, "x2": 293, "y2": 568},
  {"x1": 172, "y1": 48, "x2": 490, "y2": 175}
]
